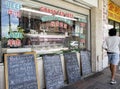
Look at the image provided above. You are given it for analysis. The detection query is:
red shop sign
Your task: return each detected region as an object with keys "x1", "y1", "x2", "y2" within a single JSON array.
[{"x1": 40, "y1": 7, "x2": 73, "y2": 18}]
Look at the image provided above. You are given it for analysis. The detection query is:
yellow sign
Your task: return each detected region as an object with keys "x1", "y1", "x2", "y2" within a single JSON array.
[{"x1": 108, "y1": 0, "x2": 120, "y2": 22}]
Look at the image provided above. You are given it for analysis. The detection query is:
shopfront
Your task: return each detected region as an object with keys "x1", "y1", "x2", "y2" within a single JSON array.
[
  {"x1": 0, "y1": 0, "x2": 92, "y2": 89},
  {"x1": 1, "y1": 0, "x2": 90, "y2": 53},
  {"x1": 108, "y1": 0, "x2": 120, "y2": 36}
]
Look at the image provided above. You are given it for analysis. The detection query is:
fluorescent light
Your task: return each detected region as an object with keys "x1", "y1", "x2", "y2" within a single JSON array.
[
  {"x1": 20, "y1": 7, "x2": 77, "y2": 21},
  {"x1": 55, "y1": 15, "x2": 77, "y2": 21},
  {"x1": 20, "y1": 7, "x2": 52, "y2": 16}
]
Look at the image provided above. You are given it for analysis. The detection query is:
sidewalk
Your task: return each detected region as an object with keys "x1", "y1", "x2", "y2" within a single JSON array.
[{"x1": 61, "y1": 67, "x2": 120, "y2": 89}]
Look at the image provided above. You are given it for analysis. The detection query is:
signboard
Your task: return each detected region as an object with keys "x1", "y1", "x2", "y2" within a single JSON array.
[
  {"x1": 43, "y1": 54, "x2": 64, "y2": 89},
  {"x1": 64, "y1": 52, "x2": 81, "y2": 83},
  {"x1": 40, "y1": 7, "x2": 73, "y2": 18},
  {"x1": 5, "y1": 0, "x2": 22, "y2": 17},
  {"x1": 80, "y1": 51, "x2": 92, "y2": 76},
  {"x1": 5, "y1": 0, "x2": 22, "y2": 10},
  {"x1": 108, "y1": 0, "x2": 120, "y2": 22},
  {"x1": 4, "y1": 52, "x2": 40, "y2": 89}
]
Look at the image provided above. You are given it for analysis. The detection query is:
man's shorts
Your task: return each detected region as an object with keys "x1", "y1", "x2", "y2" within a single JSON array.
[{"x1": 107, "y1": 52, "x2": 120, "y2": 65}]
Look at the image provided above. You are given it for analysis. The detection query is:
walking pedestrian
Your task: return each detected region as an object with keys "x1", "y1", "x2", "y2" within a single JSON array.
[{"x1": 102, "y1": 28, "x2": 120, "y2": 85}]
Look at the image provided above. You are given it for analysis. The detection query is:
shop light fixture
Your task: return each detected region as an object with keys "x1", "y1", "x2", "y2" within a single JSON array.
[
  {"x1": 21, "y1": 7, "x2": 77, "y2": 21},
  {"x1": 20, "y1": 7, "x2": 52, "y2": 16}
]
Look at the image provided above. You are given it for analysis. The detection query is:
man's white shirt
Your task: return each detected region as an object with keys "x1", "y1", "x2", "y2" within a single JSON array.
[{"x1": 103, "y1": 36, "x2": 120, "y2": 53}]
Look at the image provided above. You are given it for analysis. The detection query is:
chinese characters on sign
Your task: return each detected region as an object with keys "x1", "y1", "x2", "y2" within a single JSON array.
[
  {"x1": 3, "y1": 0, "x2": 23, "y2": 47},
  {"x1": 50, "y1": 21, "x2": 67, "y2": 29},
  {"x1": 7, "y1": 39, "x2": 21, "y2": 47},
  {"x1": 7, "y1": 32, "x2": 23, "y2": 47},
  {"x1": 5, "y1": 0, "x2": 22, "y2": 17},
  {"x1": 108, "y1": 0, "x2": 120, "y2": 22},
  {"x1": 40, "y1": 7, "x2": 73, "y2": 18}
]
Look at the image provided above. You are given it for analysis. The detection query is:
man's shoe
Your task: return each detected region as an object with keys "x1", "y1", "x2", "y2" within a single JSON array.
[{"x1": 110, "y1": 80, "x2": 117, "y2": 85}]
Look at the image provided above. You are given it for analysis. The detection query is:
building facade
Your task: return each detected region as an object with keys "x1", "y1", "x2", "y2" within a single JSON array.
[{"x1": 1, "y1": 0, "x2": 120, "y2": 89}]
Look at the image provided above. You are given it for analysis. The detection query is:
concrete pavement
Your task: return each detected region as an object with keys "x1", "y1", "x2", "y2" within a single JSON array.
[{"x1": 60, "y1": 67, "x2": 120, "y2": 89}]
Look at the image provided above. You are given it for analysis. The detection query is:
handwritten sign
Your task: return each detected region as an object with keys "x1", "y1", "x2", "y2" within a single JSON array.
[
  {"x1": 4, "y1": 52, "x2": 40, "y2": 89},
  {"x1": 80, "y1": 51, "x2": 92, "y2": 76},
  {"x1": 64, "y1": 52, "x2": 81, "y2": 83},
  {"x1": 43, "y1": 54, "x2": 64, "y2": 89}
]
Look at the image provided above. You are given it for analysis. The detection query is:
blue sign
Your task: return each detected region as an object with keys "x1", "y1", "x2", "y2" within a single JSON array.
[{"x1": 5, "y1": 0, "x2": 22, "y2": 10}]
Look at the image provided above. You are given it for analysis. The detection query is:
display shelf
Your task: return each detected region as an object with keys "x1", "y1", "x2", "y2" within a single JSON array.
[
  {"x1": 2, "y1": 48, "x2": 32, "y2": 53},
  {"x1": 33, "y1": 47, "x2": 69, "y2": 54},
  {"x1": 25, "y1": 34, "x2": 68, "y2": 38}
]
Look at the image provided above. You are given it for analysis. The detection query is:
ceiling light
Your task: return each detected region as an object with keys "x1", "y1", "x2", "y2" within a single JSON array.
[
  {"x1": 20, "y1": 7, "x2": 52, "y2": 16},
  {"x1": 21, "y1": 7, "x2": 77, "y2": 21}
]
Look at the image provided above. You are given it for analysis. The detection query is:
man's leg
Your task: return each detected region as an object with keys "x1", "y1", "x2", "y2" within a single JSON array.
[
  {"x1": 110, "y1": 64, "x2": 117, "y2": 81},
  {"x1": 110, "y1": 64, "x2": 112, "y2": 73}
]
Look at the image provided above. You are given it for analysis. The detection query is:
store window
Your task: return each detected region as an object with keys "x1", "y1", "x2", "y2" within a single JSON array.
[
  {"x1": 1, "y1": 0, "x2": 89, "y2": 53},
  {"x1": 69, "y1": 17, "x2": 88, "y2": 50},
  {"x1": 108, "y1": 19, "x2": 120, "y2": 36}
]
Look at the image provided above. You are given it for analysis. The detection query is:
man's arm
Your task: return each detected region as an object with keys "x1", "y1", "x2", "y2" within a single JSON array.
[{"x1": 102, "y1": 40, "x2": 108, "y2": 51}]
